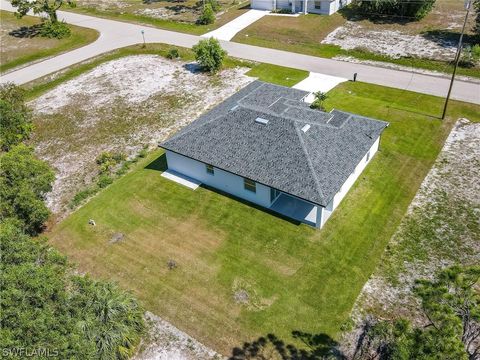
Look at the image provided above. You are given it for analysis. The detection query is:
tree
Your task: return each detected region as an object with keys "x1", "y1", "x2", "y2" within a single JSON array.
[
  {"x1": 0, "y1": 221, "x2": 145, "y2": 359},
  {"x1": 11, "y1": 0, "x2": 76, "y2": 23},
  {"x1": 414, "y1": 265, "x2": 480, "y2": 359},
  {"x1": 197, "y1": 3, "x2": 215, "y2": 25},
  {"x1": 0, "y1": 83, "x2": 33, "y2": 152},
  {"x1": 358, "y1": 0, "x2": 436, "y2": 20},
  {"x1": 73, "y1": 279, "x2": 145, "y2": 360},
  {"x1": 353, "y1": 317, "x2": 415, "y2": 360},
  {"x1": 0, "y1": 144, "x2": 55, "y2": 234},
  {"x1": 192, "y1": 38, "x2": 227, "y2": 73},
  {"x1": 310, "y1": 91, "x2": 328, "y2": 111},
  {"x1": 353, "y1": 266, "x2": 479, "y2": 360},
  {"x1": 474, "y1": 0, "x2": 480, "y2": 37}
]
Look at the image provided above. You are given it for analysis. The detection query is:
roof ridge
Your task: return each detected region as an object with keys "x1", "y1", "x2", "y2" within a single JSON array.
[{"x1": 293, "y1": 122, "x2": 326, "y2": 205}]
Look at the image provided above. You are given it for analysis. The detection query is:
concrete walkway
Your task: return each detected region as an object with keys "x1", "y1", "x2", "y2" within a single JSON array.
[
  {"x1": 1, "y1": 0, "x2": 479, "y2": 104},
  {"x1": 202, "y1": 9, "x2": 267, "y2": 41},
  {"x1": 293, "y1": 72, "x2": 347, "y2": 102}
]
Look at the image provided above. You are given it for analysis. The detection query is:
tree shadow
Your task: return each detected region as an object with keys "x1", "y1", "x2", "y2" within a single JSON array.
[
  {"x1": 420, "y1": 29, "x2": 460, "y2": 49},
  {"x1": 229, "y1": 332, "x2": 346, "y2": 360},
  {"x1": 165, "y1": 4, "x2": 198, "y2": 14},
  {"x1": 8, "y1": 24, "x2": 43, "y2": 38},
  {"x1": 338, "y1": 6, "x2": 416, "y2": 25},
  {"x1": 183, "y1": 62, "x2": 203, "y2": 73}
]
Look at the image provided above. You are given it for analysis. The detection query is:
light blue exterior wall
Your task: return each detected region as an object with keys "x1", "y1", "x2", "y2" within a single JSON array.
[{"x1": 165, "y1": 151, "x2": 272, "y2": 208}]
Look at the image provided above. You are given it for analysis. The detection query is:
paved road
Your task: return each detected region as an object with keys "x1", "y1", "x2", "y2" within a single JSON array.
[{"x1": 1, "y1": 0, "x2": 479, "y2": 104}]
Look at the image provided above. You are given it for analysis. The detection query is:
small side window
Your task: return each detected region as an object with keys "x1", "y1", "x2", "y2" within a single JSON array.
[
  {"x1": 244, "y1": 178, "x2": 256, "y2": 193},
  {"x1": 206, "y1": 164, "x2": 214, "y2": 175},
  {"x1": 314, "y1": 1, "x2": 321, "y2": 9},
  {"x1": 366, "y1": 151, "x2": 370, "y2": 163}
]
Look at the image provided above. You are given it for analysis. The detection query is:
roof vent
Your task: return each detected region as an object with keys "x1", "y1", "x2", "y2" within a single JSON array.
[
  {"x1": 301, "y1": 124, "x2": 311, "y2": 133},
  {"x1": 230, "y1": 105, "x2": 239, "y2": 111},
  {"x1": 255, "y1": 117, "x2": 269, "y2": 125}
]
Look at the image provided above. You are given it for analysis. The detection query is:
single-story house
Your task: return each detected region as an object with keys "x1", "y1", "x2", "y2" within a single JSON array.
[
  {"x1": 251, "y1": 0, "x2": 351, "y2": 15},
  {"x1": 161, "y1": 81, "x2": 388, "y2": 228}
]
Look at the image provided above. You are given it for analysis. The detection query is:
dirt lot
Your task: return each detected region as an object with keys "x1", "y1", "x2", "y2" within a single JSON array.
[
  {"x1": 342, "y1": 118, "x2": 480, "y2": 354},
  {"x1": 29, "y1": 55, "x2": 253, "y2": 215},
  {"x1": 76, "y1": 0, "x2": 247, "y2": 24},
  {"x1": 322, "y1": 0, "x2": 476, "y2": 61}
]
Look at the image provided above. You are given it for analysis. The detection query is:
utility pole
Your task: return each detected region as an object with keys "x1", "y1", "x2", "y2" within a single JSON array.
[{"x1": 442, "y1": 0, "x2": 472, "y2": 119}]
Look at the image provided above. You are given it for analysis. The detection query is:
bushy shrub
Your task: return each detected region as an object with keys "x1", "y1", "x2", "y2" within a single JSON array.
[
  {"x1": 70, "y1": 187, "x2": 98, "y2": 208},
  {"x1": 208, "y1": 0, "x2": 221, "y2": 12},
  {"x1": 138, "y1": 147, "x2": 148, "y2": 158},
  {"x1": 96, "y1": 151, "x2": 125, "y2": 174},
  {"x1": 197, "y1": 4, "x2": 216, "y2": 25},
  {"x1": 97, "y1": 174, "x2": 113, "y2": 188},
  {"x1": 167, "y1": 48, "x2": 180, "y2": 59},
  {"x1": 271, "y1": 8, "x2": 293, "y2": 14},
  {"x1": 192, "y1": 37, "x2": 227, "y2": 73},
  {"x1": 39, "y1": 20, "x2": 71, "y2": 39}
]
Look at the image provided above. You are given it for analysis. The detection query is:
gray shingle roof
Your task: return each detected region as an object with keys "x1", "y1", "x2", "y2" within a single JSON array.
[{"x1": 161, "y1": 81, "x2": 388, "y2": 206}]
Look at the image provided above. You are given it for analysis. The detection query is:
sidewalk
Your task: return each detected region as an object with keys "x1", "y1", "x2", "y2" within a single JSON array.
[{"x1": 202, "y1": 9, "x2": 267, "y2": 41}]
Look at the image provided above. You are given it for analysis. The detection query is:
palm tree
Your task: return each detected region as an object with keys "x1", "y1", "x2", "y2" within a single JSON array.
[{"x1": 77, "y1": 281, "x2": 144, "y2": 360}]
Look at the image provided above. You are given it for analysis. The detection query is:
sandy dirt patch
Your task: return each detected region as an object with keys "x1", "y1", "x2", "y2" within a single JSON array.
[
  {"x1": 135, "y1": 312, "x2": 223, "y2": 360},
  {"x1": 322, "y1": 21, "x2": 457, "y2": 61},
  {"x1": 30, "y1": 55, "x2": 253, "y2": 215},
  {"x1": 340, "y1": 118, "x2": 480, "y2": 355}
]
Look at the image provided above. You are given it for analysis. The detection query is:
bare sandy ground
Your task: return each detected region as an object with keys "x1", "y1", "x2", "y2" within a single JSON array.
[
  {"x1": 322, "y1": 21, "x2": 457, "y2": 61},
  {"x1": 134, "y1": 312, "x2": 224, "y2": 360}
]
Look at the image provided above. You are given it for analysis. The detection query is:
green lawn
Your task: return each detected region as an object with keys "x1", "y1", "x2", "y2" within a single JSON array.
[
  {"x1": 47, "y1": 78, "x2": 480, "y2": 355},
  {"x1": 0, "y1": 10, "x2": 99, "y2": 73}
]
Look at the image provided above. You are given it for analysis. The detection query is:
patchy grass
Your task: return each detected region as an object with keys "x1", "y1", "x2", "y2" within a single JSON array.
[
  {"x1": 23, "y1": 43, "x2": 306, "y2": 100},
  {"x1": 232, "y1": 0, "x2": 480, "y2": 78},
  {"x1": 0, "y1": 10, "x2": 98, "y2": 73},
  {"x1": 352, "y1": 119, "x2": 480, "y2": 323},
  {"x1": 48, "y1": 80, "x2": 480, "y2": 354},
  {"x1": 70, "y1": 1, "x2": 250, "y2": 35}
]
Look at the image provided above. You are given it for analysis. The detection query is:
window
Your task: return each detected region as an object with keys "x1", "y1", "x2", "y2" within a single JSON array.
[
  {"x1": 206, "y1": 164, "x2": 214, "y2": 175},
  {"x1": 244, "y1": 178, "x2": 256, "y2": 193},
  {"x1": 314, "y1": 1, "x2": 321, "y2": 9},
  {"x1": 366, "y1": 151, "x2": 370, "y2": 163}
]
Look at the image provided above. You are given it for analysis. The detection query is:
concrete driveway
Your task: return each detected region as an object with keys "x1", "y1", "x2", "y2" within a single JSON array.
[
  {"x1": 202, "y1": 9, "x2": 267, "y2": 41},
  {"x1": 293, "y1": 72, "x2": 347, "y2": 102},
  {"x1": 1, "y1": 0, "x2": 479, "y2": 105}
]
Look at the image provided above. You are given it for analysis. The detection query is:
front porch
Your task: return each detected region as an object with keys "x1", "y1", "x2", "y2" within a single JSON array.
[{"x1": 269, "y1": 192, "x2": 321, "y2": 227}]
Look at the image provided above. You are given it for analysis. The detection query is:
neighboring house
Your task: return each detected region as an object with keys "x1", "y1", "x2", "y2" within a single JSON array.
[
  {"x1": 161, "y1": 81, "x2": 388, "y2": 228},
  {"x1": 251, "y1": 0, "x2": 351, "y2": 15}
]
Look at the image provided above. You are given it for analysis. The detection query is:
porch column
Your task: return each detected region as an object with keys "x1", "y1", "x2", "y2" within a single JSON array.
[
  {"x1": 273, "y1": 0, "x2": 276, "y2": 11},
  {"x1": 315, "y1": 206, "x2": 322, "y2": 228},
  {"x1": 304, "y1": 0, "x2": 308, "y2": 14},
  {"x1": 291, "y1": 0, "x2": 295, "y2": 13}
]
